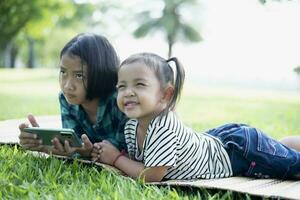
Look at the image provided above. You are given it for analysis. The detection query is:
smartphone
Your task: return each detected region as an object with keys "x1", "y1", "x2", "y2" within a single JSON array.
[{"x1": 24, "y1": 127, "x2": 82, "y2": 147}]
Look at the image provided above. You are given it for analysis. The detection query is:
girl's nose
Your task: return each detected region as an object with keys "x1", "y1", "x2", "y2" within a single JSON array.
[
  {"x1": 63, "y1": 78, "x2": 75, "y2": 91},
  {"x1": 124, "y1": 87, "x2": 135, "y2": 97}
]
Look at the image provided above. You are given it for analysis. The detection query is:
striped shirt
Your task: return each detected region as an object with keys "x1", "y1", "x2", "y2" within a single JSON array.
[{"x1": 124, "y1": 112, "x2": 233, "y2": 180}]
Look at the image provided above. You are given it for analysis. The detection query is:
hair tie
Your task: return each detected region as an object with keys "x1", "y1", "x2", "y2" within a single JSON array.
[{"x1": 166, "y1": 57, "x2": 177, "y2": 83}]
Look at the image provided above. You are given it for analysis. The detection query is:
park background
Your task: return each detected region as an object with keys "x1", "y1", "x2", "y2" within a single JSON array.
[{"x1": 0, "y1": 0, "x2": 300, "y2": 199}]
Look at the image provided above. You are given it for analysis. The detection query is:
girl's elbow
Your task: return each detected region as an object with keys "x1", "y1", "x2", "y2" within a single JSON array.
[{"x1": 142, "y1": 176, "x2": 163, "y2": 183}]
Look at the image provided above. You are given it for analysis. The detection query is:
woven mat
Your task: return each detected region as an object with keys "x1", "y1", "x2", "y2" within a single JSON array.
[{"x1": 1, "y1": 116, "x2": 300, "y2": 200}]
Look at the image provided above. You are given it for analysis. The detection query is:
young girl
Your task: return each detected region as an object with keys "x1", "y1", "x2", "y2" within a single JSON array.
[
  {"x1": 91, "y1": 52, "x2": 300, "y2": 182},
  {"x1": 18, "y1": 33, "x2": 127, "y2": 157}
]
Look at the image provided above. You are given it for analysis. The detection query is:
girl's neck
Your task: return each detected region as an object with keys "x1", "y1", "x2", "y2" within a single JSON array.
[
  {"x1": 81, "y1": 98, "x2": 99, "y2": 124},
  {"x1": 137, "y1": 106, "x2": 166, "y2": 135},
  {"x1": 137, "y1": 120, "x2": 150, "y2": 135}
]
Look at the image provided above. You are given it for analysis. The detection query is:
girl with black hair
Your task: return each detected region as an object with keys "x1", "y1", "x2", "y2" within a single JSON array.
[{"x1": 19, "y1": 33, "x2": 127, "y2": 157}]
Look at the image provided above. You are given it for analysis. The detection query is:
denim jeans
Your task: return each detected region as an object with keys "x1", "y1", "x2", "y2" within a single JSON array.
[{"x1": 207, "y1": 123, "x2": 300, "y2": 179}]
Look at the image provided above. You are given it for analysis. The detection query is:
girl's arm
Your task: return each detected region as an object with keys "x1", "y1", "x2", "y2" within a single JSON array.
[
  {"x1": 114, "y1": 156, "x2": 168, "y2": 182},
  {"x1": 97, "y1": 140, "x2": 168, "y2": 182}
]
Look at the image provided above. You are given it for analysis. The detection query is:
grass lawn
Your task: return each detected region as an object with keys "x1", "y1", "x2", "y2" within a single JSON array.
[{"x1": 0, "y1": 68, "x2": 299, "y2": 199}]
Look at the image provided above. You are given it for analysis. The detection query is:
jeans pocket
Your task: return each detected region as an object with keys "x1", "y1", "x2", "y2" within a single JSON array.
[{"x1": 257, "y1": 129, "x2": 288, "y2": 158}]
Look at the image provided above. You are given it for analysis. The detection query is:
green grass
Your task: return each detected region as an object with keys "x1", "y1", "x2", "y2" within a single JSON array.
[
  {"x1": 0, "y1": 68, "x2": 59, "y2": 120},
  {"x1": 0, "y1": 145, "x2": 247, "y2": 200},
  {"x1": 179, "y1": 86, "x2": 300, "y2": 139},
  {"x1": 1, "y1": 68, "x2": 300, "y2": 199}
]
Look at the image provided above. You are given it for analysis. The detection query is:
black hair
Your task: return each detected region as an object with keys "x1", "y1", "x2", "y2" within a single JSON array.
[
  {"x1": 120, "y1": 52, "x2": 185, "y2": 115},
  {"x1": 60, "y1": 33, "x2": 119, "y2": 100}
]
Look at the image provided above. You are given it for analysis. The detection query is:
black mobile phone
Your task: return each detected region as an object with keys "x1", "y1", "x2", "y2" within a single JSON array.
[{"x1": 24, "y1": 127, "x2": 82, "y2": 147}]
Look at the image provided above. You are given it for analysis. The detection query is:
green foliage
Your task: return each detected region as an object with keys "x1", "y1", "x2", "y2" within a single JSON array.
[
  {"x1": 0, "y1": 0, "x2": 38, "y2": 48},
  {"x1": 294, "y1": 66, "x2": 300, "y2": 76},
  {"x1": 133, "y1": 0, "x2": 201, "y2": 57},
  {"x1": 0, "y1": 0, "x2": 63, "y2": 48}
]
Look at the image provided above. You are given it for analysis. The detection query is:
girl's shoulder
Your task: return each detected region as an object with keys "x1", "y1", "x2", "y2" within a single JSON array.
[{"x1": 150, "y1": 111, "x2": 179, "y2": 128}]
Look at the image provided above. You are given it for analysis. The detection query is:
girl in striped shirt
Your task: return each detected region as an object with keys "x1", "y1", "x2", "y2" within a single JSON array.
[{"x1": 91, "y1": 53, "x2": 300, "y2": 182}]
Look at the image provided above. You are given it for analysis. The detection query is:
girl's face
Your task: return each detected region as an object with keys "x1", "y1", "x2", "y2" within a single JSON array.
[
  {"x1": 59, "y1": 54, "x2": 88, "y2": 105},
  {"x1": 117, "y1": 62, "x2": 167, "y2": 123}
]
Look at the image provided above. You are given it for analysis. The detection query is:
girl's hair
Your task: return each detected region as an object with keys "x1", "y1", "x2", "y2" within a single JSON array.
[
  {"x1": 60, "y1": 33, "x2": 119, "y2": 100},
  {"x1": 120, "y1": 52, "x2": 185, "y2": 115}
]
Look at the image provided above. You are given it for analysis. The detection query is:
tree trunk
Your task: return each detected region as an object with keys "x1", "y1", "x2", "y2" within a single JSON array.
[
  {"x1": 9, "y1": 43, "x2": 18, "y2": 68},
  {"x1": 168, "y1": 42, "x2": 173, "y2": 58},
  {"x1": 0, "y1": 47, "x2": 6, "y2": 68},
  {"x1": 27, "y1": 36, "x2": 35, "y2": 68}
]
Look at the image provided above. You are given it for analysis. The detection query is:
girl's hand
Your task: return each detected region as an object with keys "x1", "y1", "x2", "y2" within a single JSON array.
[
  {"x1": 91, "y1": 142, "x2": 102, "y2": 162},
  {"x1": 97, "y1": 140, "x2": 120, "y2": 165},
  {"x1": 51, "y1": 134, "x2": 93, "y2": 157},
  {"x1": 19, "y1": 114, "x2": 46, "y2": 152}
]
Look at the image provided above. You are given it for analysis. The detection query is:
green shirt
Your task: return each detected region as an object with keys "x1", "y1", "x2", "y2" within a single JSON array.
[{"x1": 59, "y1": 92, "x2": 127, "y2": 151}]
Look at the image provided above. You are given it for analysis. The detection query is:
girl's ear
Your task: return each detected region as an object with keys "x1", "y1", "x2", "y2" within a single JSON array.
[{"x1": 162, "y1": 85, "x2": 174, "y2": 103}]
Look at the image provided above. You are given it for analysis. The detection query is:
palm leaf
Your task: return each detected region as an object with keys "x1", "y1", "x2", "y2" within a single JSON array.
[
  {"x1": 181, "y1": 24, "x2": 202, "y2": 42},
  {"x1": 133, "y1": 20, "x2": 161, "y2": 38}
]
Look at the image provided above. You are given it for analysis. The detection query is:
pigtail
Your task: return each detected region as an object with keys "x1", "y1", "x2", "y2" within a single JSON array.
[{"x1": 166, "y1": 57, "x2": 185, "y2": 111}]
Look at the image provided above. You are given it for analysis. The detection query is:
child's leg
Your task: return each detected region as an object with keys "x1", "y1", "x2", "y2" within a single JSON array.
[
  {"x1": 207, "y1": 123, "x2": 300, "y2": 179},
  {"x1": 280, "y1": 136, "x2": 300, "y2": 152}
]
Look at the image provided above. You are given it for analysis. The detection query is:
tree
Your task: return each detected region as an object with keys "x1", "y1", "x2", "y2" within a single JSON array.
[
  {"x1": 259, "y1": 0, "x2": 292, "y2": 4},
  {"x1": 20, "y1": 1, "x2": 70, "y2": 68},
  {"x1": 133, "y1": 0, "x2": 201, "y2": 58},
  {"x1": 0, "y1": 0, "x2": 78, "y2": 68},
  {"x1": 294, "y1": 66, "x2": 300, "y2": 76},
  {"x1": 294, "y1": 66, "x2": 300, "y2": 90},
  {"x1": 0, "y1": 0, "x2": 50, "y2": 67},
  {"x1": 295, "y1": 66, "x2": 300, "y2": 90}
]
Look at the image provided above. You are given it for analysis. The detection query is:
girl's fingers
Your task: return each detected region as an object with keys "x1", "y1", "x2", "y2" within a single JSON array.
[
  {"x1": 81, "y1": 134, "x2": 93, "y2": 149},
  {"x1": 18, "y1": 123, "x2": 29, "y2": 130},
  {"x1": 19, "y1": 138, "x2": 41, "y2": 146},
  {"x1": 93, "y1": 143, "x2": 102, "y2": 149},
  {"x1": 19, "y1": 132, "x2": 37, "y2": 139},
  {"x1": 102, "y1": 140, "x2": 110, "y2": 144},
  {"x1": 22, "y1": 144, "x2": 43, "y2": 151},
  {"x1": 52, "y1": 138, "x2": 65, "y2": 152},
  {"x1": 64, "y1": 140, "x2": 73, "y2": 153},
  {"x1": 27, "y1": 114, "x2": 40, "y2": 127}
]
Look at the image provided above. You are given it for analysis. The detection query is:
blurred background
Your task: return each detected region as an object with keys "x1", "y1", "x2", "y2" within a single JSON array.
[
  {"x1": 0, "y1": 0, "x2": 300, "y2": 140},
  {"x1": 1, "y1": 0, "x2": 300, "y2": 92}
]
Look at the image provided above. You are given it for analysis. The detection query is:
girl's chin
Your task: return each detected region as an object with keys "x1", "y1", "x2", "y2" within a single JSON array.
[
  {"x1": 65, "y1": 98, "x2": 80, "y2": 105},
  {"x1": 124, "y1": 111, "x2": 140, "y2": 119}
]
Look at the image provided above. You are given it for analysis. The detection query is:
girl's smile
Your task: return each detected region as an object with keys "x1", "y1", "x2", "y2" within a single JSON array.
[{"x1": 124, "y1": 100, "x2": 139, "y2": 109}]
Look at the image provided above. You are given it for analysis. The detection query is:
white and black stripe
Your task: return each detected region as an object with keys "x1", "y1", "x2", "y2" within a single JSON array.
[{"x1": 124, "y1": 112, "x2": 232, "y2": 180}]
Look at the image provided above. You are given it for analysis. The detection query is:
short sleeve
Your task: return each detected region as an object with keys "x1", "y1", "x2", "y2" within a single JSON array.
[{"x1": 144, "y1": 125, "x2": 178, "y2": 168}]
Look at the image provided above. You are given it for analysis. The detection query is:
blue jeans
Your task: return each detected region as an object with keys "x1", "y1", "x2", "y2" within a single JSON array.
[{"x1": 207, "y1": 123, "x2": 300, "y2": 179}]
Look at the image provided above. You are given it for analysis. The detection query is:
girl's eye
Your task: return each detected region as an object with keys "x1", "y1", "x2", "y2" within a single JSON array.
[
  {"x1": 136, "y1": 82, "x2": 146, "y2": 87},
  {"x1": 75, "y1": 73, "x2": 83, "y2": 79},
  {"x1": 116, "y1": 84, "x2": 125, "y2": 90},
  {"x1": 59, "y1": 69, "x2": 66, "y2": 75}
]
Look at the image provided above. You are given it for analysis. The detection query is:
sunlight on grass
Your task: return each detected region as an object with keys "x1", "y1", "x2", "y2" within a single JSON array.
[
  {"x1": 179, "y1": 84, "x2": 300, "y2": 139},
  {"x1": 0, "y1": 68, "x2": 60, "y2": 120}
]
